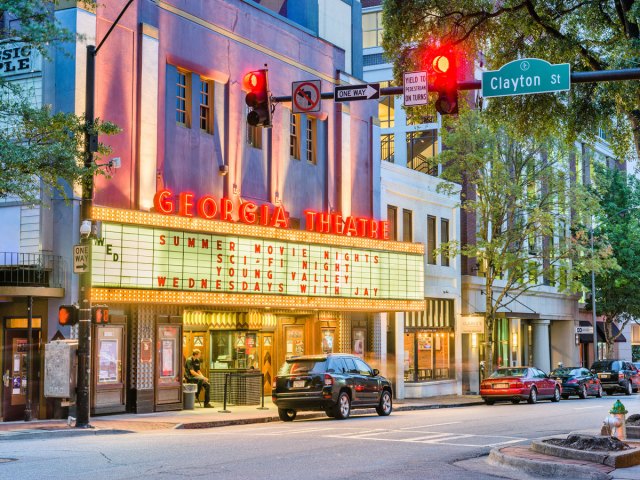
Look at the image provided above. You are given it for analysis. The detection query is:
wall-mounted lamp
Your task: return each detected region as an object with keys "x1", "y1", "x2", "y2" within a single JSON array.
[
  {"x1": 471, "y1": 333, "x2": 478, "y2": 349},
  {"x1": 512, "y1": 332, "x2": 518, "y2": 348}
]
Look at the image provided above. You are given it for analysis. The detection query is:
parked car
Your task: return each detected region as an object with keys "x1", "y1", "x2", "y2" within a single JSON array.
[
  {"x1": 630, "y1": 363, "x2": 640, "y2": 392},
  {"x1": 590, "y1": 360, "x2": 637, "y2": 395},
  {"x1": 550, "y1": 366, "x2": 603, "y2": 399},
  {"x1": 272, "y1": 354, "x2": 393, "y2": 421},
  {"x1": 480, "y1": 367, "x2": 561, "y2": 405}
]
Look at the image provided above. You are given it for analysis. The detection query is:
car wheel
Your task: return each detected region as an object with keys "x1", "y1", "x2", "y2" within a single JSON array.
[
  {"x1": 625, "y1": 381, "x2": 633, "y2": 396},
  {"x1": 376, "y1": 390, "x2": 393, "y2": 416},
  {"x1": 578, "y1": 384, "x2": 587, "y2": 399},
  {"x1": 596, "y1": 385, "x2": 603, "y2": 398},
  {"x1": 527, "y1": 387, "x2": 538, "y2": 404},
  {"x1": 334, "y1": 392, "x2": 351, "y2": 420},
  {"x1": 484, "y1": 399, "x2": 495, "y2": 405},
  {"x1": 561, "y1": 394, "x2": 569, "y2": 400},
  {"x1": 551, "y1": 386, "x2": 561, "y2": 402},
  {"x1": 278, "y1": 408, "x2": 296, "y2": 422},
  {"x1": 511, "y1": 399, "x2": 520, "y2": 404}
]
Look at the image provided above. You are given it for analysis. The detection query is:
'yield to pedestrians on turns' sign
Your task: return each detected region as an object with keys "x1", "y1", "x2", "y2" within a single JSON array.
[
  {"x1": 334, "y1": 83, "x2": 380, "y2": 102},
  {"x1": 482, "y1": 58, "x2": 570, "y2": 98},
  {"x1": 403, "y1": 71, "x2": 428, "y2": 106}
]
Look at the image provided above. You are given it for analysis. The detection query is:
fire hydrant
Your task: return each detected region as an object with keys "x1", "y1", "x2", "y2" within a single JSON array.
[{"x1": 603, "y1": 400, "x2": 628, "y2": 440}]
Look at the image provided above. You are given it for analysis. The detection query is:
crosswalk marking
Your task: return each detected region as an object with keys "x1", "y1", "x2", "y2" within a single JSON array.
[{"x1": 400, "y1": 422, "x2": 461, "y2": 430}]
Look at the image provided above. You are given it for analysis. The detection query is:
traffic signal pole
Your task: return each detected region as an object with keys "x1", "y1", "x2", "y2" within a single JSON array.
[{"x1": 271, "y1": 67, "x2": 640, "y2": 103}]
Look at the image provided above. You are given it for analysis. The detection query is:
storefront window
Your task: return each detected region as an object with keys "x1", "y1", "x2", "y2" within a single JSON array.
[
  {"x1": 210, "y1": 331, "x2": 259, "y2": 370},
  {"x1": 404, "y1": 329, "x2": 454, "y2": 382}
]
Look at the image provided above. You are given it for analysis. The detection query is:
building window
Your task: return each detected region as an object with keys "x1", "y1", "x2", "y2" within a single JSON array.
[
  {"x1": 199, "y1": 78, "x2": 213, "y2": 133},
  {"x1": 427, "y1": 215, "x2": 437, "y2": 265},
  {"x1": 407, "y1": 130, "x2": 438, "y2": 175},
  {"x1": 387, "y1": 205, "x2": 398, "y2": 241},
  {"x1": 440, "y1": 218, "x2": 450, "y2": 266},
  {"x1": 378, "y1": 81, "x2": 394, "y2": 128},
  {"x1": 362, "y1": 11, "x2": 383, "y2": 48},
  {"x1": 402, "y1": 209, "x2": 412, "y2": 242},
  {"x1": 306, "y1": 117, "x2": 317, "y2": 164},
  {"x1": 404, "y1": 299, "x2": 455, "y2": 383},
  {"x1": 290, "y1": 112, "x2": 300, "y2": 159},
  {"x1": 381, "y1": 134, "x2": 394, "y2": 163},
  {"x1": 176, "y1": 69, "x2": 191, "y2": 127}
]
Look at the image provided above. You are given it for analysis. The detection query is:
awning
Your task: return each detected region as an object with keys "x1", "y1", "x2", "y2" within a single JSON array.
[{"x1": 578, "y1": 320, "x2": 627, "y2": 343}]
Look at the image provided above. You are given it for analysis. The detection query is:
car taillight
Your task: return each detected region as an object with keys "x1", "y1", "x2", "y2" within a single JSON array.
[
  {"x1": 510, "y1": 382, "x2": 524, "y2": 388},
  {"x1": 567, "y1": 379, "x2": 578, "y2": 384},
  {"x1": 324, "y1": 374, "x2": 334, "y2": 386}
]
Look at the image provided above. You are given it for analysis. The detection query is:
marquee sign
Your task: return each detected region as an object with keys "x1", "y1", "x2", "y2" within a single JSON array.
[
  {"x1": 91, "y1": 222, "x2": 423, "y2": 301},
  {"x1": 0, "y1": 42, "x2": 42, "y2": 78}
]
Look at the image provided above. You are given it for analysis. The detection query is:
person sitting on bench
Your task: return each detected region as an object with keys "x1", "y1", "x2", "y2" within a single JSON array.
[{"x1": 185, "y1": 349, "x2": 212, "y2": 408}]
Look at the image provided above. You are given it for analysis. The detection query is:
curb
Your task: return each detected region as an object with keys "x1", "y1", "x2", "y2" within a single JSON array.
[
  {"x1": 176, "y1": 401, "x2": 486, "y2": 429},
  {"x1": 488, "y1": 447, "x2": 612, "y2": 480}
]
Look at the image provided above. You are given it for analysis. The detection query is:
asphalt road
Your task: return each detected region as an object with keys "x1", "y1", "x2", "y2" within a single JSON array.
[{"x1": 1, "y1": 394, "x2": 639, "y2": 480}]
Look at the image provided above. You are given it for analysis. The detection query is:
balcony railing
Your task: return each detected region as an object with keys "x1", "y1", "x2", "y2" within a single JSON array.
[{"x1": 0, "y1": 252, "x2": 66, "y2": 289}]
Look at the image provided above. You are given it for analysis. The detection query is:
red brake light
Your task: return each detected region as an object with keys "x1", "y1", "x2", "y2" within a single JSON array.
[
  {"x1": 510, "y1": 382, "x2": 524, "y2": 389},
  {"x1": 324, "y1": 374, "x2": 334, "y2": 386}
]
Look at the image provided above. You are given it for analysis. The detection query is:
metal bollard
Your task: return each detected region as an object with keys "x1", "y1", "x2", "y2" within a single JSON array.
[
  {"x1": 257, "y1": 372, "x2": 268, "y2": 410},
  {"x1": 219, "y1": 373, "x2": 231, "y2": 413}
]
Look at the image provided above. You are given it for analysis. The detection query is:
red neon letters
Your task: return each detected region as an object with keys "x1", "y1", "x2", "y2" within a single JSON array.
[{"x1": 152, "y1": 190, "x2": 389, "y2": 240}]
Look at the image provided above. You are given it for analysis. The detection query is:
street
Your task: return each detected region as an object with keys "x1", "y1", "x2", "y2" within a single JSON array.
[{"x1": 2, "y1": 395, "x2": 639, "y2": 479}]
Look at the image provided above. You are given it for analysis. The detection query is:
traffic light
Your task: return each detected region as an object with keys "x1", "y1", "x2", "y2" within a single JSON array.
[
  {"x1": 243, "y1": 69, "x2": 272, "y2": 128},
  {"x1": 92, "y1": 305, "x2": 110, "y2": 324},
  {"x1": 426, "y1": 46, "x2": 458, "y2": 115},
  {"x1": 58, "y1": 305, "x2": 79, "y2": 326}
]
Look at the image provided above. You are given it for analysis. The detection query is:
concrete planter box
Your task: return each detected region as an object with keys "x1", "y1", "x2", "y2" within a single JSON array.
[
  {"x1": 531, "y1": 437, "x2": 640, "y2": 468},
  {"x1": 628, "y1": 425, "x2": 640, "y2": 439}
]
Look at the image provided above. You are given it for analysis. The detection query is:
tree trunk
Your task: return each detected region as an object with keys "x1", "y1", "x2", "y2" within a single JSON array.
[
  {"x1": 485, "y1": 286, "x2": 495, "y2": 373},
  {"x1": 604, "y1": 319, "x2": 615, "y2": 360}
]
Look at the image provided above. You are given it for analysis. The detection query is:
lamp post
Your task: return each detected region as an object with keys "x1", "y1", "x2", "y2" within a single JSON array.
[
  {"x1": 590, "y1": 224, "x2": 598, "y2": 364},
  {"x1": 76, "y1": 0, "x2": 134, "y2": 429}
]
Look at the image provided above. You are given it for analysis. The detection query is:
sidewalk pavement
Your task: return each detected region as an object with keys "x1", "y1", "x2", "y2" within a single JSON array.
[{"x1": 0, "y1": 394, "x2": 484, "y2": 440}]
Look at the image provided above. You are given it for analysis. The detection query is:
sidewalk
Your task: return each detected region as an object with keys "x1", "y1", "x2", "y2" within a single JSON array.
[{"x1": 0, "y1": 394, "x2": 483, "y2": 439}]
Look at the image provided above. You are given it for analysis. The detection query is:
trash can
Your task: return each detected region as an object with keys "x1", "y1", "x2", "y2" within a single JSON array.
[{"x1": 183, "y1": 383, "x2": 198, "y2": 410}]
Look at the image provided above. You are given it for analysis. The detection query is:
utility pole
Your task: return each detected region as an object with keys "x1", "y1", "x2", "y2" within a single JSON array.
[{"x1": 76, "y1": 0, "x2": 134, "y2": 429}]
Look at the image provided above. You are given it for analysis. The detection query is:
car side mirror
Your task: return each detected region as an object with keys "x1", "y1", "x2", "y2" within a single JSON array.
[
  {"x1": 590, "y1": 369, "x2": 596, "y2": 374},
  {"x1": 372, "y1": 368, "x2": 380, "y2": 376}
]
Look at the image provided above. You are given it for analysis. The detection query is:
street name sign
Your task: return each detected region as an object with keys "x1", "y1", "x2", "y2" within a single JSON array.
[
  {"x1": 334, "y1": 83, "x2": 380, "y2": 102},
  {"x1": 403, "y1": 71, "x2": 428, "y2": 106},
  {"x1": 575, "y1": 326, "x2": 594, "y2": 335},
  {"x1": 292, "y1": 80, "x2": 321, "y2": 114},
  {"x1": 482, "y1": 58, "x2": 570, "y2": 98},
  {"x1": 73, "y1": 244, "x2": 89, "y2": 273}
]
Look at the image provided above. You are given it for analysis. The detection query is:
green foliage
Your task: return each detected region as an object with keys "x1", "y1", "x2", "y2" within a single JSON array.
[
  {"x1": 382, "y1": 0, "x2": 640, "y2": 159},
  {"x1": 0, "y1": 0, "x2": 117, "y2": 204},
  {"x1": 588, "y1": 163, "x2": 640, "y2": 357},
  {"x1": 432, "y1": 109, "x2": 614, "y2": 370}
]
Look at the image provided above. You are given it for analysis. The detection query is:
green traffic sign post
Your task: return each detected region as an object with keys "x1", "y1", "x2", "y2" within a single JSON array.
[{"x1": 482, "y1": 58, "x2": 570, "y2": 98}]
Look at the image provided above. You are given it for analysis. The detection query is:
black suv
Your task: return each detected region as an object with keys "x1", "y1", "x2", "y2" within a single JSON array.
[
  {"x1": 590, "y1": 360, "x2": 638, "y2": 395},
  {"x1": 272, "y1": 354, "x2": 393, "y2": 421}
]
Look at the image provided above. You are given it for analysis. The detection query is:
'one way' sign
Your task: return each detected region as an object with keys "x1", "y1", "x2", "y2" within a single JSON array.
[
  {"x1": 73, "y1": 244, "x2": 89, "y2": 273},
  {"x1": 334, "y1": 83, "x2": 380, "y2": 102}
]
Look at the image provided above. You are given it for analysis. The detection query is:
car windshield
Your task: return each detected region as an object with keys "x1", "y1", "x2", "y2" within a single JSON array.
[
  {"x1": 551, "y1": 368, "x2": 582, "y2": 377},
  {"x1": 278, "y1": 359, "x2": 327, "y2": 376},
  {"x1": 489, "y1": 368, "x2": 527, "y2": 378}
]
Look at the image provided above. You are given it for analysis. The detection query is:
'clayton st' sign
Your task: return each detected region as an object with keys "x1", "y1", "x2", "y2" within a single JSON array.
[{"x1": 482, "y1": 58, "x2": 570, "y2": 98}]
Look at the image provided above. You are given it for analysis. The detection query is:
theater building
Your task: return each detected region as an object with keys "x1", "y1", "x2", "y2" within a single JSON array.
[{"x1": 12, "y1": 0, "x2": 428, "y2": 416}]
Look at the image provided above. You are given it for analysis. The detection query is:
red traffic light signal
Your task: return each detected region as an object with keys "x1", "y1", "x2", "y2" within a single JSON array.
[
  {"x1": 424, "y1": 45, "x2": 459, "y2": 115},
  {"x1": 243, "y1": 69, "x2": 272, "y2": 128},
  {"x1": 58, "y1": 305, "x2": 79, "y2": 326},
  {"x1": 92, "y1": 306, "x2": 110, "y2": 324}
]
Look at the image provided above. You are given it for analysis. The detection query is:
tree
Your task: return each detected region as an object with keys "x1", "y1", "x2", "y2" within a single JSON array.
[
  {"x1": 0, "y1": 0, "x2": 117, "y2": 204},
  {"x1": 589, "y1": 163, "x2": 640, "y2": 359},
  {"x1": 382, "y1": 0, "x2": 640, "y2": 160},
  {"x1": 434, "y1": 109, "x2": 614, "y2": 372}
]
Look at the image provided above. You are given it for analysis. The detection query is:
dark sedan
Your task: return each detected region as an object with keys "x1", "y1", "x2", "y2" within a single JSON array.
[
  {"x1": 272, "y1": 354, "x2": 393, "y2": 421},
  {"x1": 550, "y1": 367, "x2": 603, "y2": 399}
]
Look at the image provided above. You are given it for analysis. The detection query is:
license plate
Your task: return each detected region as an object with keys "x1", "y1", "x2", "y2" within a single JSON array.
[
  {"x1": 293, "y1": 380, "x2": 305, "y2": 388},
  {"x1": 493, "y1": 383, "x2": 509, "y2": 389},
  {"x1": 598, "y1": 373, "x2": 607, "y2": 378}
]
